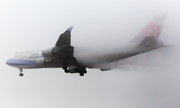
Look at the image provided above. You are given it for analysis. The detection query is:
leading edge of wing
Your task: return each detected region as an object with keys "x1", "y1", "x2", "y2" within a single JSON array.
[
  {"x1": 55, "y1": 26, "x2": 73, "y2": 46},
  {"x1": 64, "y1": 26, "x2": 73, "y2": 33}
]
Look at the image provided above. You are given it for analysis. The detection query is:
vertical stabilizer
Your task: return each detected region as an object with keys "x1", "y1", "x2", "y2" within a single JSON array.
[{"x1": 131, "y1": 13, "x2": 167, "y2": 43}]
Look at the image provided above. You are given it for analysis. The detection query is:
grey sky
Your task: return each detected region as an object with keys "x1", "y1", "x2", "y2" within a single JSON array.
[{"x1": 1, "y1": 0, "x2": 180, "y2": 108}]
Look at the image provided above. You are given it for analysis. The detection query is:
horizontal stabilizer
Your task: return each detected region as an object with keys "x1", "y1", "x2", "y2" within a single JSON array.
[{"x1": 162, "y1": 45, "x2": 175, "y2": 47}]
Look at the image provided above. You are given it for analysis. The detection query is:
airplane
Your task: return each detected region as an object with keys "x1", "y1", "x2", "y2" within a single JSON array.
[{"x1": 6, "y1": 13, "x2": 169, "y2": 77}]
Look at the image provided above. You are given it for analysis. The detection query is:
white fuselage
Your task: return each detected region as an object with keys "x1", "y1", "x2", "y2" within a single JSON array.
[{"x1": 6, "y1": 42, "x2": 156, "y2": 69}]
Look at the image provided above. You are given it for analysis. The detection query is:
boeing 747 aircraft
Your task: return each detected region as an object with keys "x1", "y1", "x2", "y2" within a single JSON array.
[{"x1": 6, "y1": 13, "x2": 169, "y2": 76}]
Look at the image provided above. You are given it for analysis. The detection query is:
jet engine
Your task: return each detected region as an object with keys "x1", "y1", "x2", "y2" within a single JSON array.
[
  {"x1": 42, "y1": 48, "x2": 61, "y2": 57},
  {"x1": 35, "y1": 58, "x2": 53, "y2": 66},
  {"x1": 42, "y1": 46, "x2": 74, "y2": 57}
]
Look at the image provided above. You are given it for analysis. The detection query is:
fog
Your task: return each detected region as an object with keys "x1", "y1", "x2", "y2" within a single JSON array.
[{"x1": 1, "y1": 0, "x2": 180, "y2": 108}]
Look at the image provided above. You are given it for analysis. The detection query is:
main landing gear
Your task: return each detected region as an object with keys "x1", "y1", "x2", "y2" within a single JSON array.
[
  {"x1": 62, "y1": 57, "x2": 87, "y2": 76},
  {"x1": 62, "y1": 66, "x2": 69, "y2": 73},
  {"x1": 75, "y1": 67, "x2": 87, "y2": 76},
  {"x1": 62, "y1": 65, "x2": 87, "y2": 76},
  {"x1": 19, "y1": 68, "x2": 24, "y2": 77},
  {"x1": 79, "y1": 72, "x2": 84, "y2": 76}
]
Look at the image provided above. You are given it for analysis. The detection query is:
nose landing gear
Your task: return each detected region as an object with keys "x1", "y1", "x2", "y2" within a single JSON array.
[{"x1": 19, "y1": 68, "x2": 24, "y2": 77}]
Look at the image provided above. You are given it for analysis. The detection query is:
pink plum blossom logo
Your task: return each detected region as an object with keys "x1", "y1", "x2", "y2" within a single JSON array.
[{"x1": 141, "y1": 22, "x2": 161, "y2": 39}]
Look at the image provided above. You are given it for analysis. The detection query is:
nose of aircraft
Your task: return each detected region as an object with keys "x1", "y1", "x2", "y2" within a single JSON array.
[
  {"x1": 6, "y1": 59, "x2": 13, "y2": 66},
  {"x1": 6, "y1": 53, "x2": 24, "y2": 67},
  {"x1": 6, "y1": 59, "x2": 20, "y2": 66}
]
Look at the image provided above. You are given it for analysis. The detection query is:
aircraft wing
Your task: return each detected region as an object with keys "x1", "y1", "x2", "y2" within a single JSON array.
[{"x1": 55, "y1": 26, "x2": 73, "y2": 46}]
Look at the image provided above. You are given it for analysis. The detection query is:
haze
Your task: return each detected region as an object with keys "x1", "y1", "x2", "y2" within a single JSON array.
[{"x1": 1, "y1": 0, "x2": 180, "y2": 108}]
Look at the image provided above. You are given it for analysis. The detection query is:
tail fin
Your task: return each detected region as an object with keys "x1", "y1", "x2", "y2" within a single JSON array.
[{"x1": 131, "y1": 13, "x2": 167, "y2": 43}]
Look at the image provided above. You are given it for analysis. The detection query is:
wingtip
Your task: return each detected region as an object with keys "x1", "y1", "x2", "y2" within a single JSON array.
[{"x1": 65, "y1": 26, "x2": 73, "y2": 33}]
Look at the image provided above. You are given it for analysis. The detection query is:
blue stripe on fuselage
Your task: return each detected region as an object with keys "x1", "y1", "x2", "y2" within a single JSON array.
[{"x1": 6, "y1": 59, "x2": 35, "y2": 67}]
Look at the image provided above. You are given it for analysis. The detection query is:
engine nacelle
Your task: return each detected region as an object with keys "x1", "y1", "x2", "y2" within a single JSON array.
[
  {"x1": 42, "y1": 46, "x2": 74, "y2": 57},
  {"x1": 35, "y1": 58, "x2": 53, "y2": 66},
  {"x1": 42, "y1": 48, "x2": 61, "y2": 57}
]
